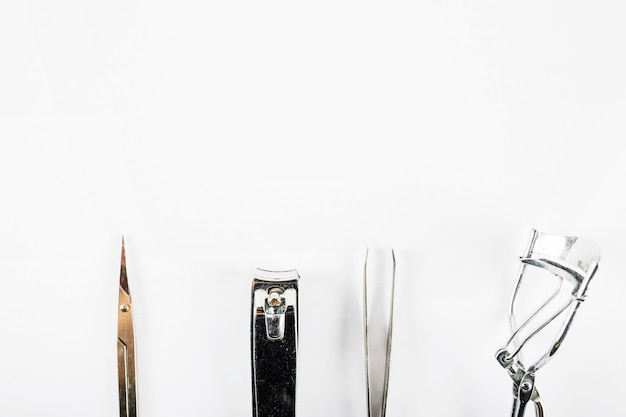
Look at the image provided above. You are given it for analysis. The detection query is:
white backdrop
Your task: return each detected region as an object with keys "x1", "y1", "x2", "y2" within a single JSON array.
[{"x1": 1, "y1": 1, "x2": 625, "y2": 416}]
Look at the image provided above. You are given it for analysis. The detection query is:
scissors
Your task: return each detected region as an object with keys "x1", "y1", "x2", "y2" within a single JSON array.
[{"x1": 117, "y1": 238, "x2": 137, "y2": 417}]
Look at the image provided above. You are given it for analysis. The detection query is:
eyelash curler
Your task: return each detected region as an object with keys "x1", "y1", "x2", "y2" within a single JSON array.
[{"x1": 495, "y1": 229, "x2": 601, "y2": 417}]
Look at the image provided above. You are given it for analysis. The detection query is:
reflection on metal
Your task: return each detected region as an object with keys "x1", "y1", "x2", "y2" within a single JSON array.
[
  {"x1": 364, "y1": 249, "x2": 397, "y2": 417},
  {"x1": 251, "y1": 269, "x2": 300, "y2": 417},
  {"x1": 118, "y1": 238, "x2": 137, "y2": 417},
  {"x1": 495, "y1": 229, "x2": 601, "y2": 417}
]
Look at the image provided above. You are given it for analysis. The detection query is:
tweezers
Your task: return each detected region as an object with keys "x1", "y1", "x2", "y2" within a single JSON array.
[
  {"x1": 117, "y1": 238, "x2": 137, "y2": 417},
  {"x1": 363, "y1": 249, "x2": 396, "y2": 417}
]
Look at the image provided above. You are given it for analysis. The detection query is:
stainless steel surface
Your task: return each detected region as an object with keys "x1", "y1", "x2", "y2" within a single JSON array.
[
  {"x1": 117, "y1": 238, "x2": 137, "y2": 417},
  {"x1": 364, "y1": 249, "x2": 396, "y2": 417},
  {"x1": 251, "y1": 269, "x2": 299, "y2": 417},
  {"x1": 496, "y1": 229, "x2": 600, "y2": 417}
]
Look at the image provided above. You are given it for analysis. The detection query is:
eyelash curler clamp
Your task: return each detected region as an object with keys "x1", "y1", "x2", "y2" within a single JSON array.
[{"x1": 495, "y1": 229, "x2": 601, "y2": 417}]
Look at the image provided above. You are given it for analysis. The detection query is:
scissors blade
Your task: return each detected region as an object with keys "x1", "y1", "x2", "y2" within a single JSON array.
[{"x1": 117, "y1": 238, "x2": 137, "y2": 417}]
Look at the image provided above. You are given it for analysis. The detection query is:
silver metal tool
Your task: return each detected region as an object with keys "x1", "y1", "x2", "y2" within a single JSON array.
[
  {"x1": 495, "y1": 229, "x2": 601, "y2": 417},
  {"x1": 118, "y1": 238, "x2": 137, "y2": 417},
  {"x1": 251, "y1": 269, "x2": 300, "y2": 417},
  {"x1": 364, "y1": 249, "x2": 397, "y2": 417}
]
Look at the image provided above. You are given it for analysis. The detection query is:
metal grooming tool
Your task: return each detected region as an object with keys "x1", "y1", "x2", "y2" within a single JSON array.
[
  {"x1": 118, "y1": 238, "x2": 137, "y2": 417},
  {"x1": 251, "y1": 269, "x2": 300, "y2": 417},
  {"x1": 363, "y1": 249, "x2": 397, "y2": 417},
  {"x1": 495, "y1": 229, "x2": 601, "y2": 417}
]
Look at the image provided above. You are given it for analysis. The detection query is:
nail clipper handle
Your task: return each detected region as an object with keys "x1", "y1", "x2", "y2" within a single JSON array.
[
  {"x1": 252, "y1": 306, "x2": 298, "y2": 417},
  {"x1": 251, "y1": 270, "x2": 299, "y2": 417}
]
